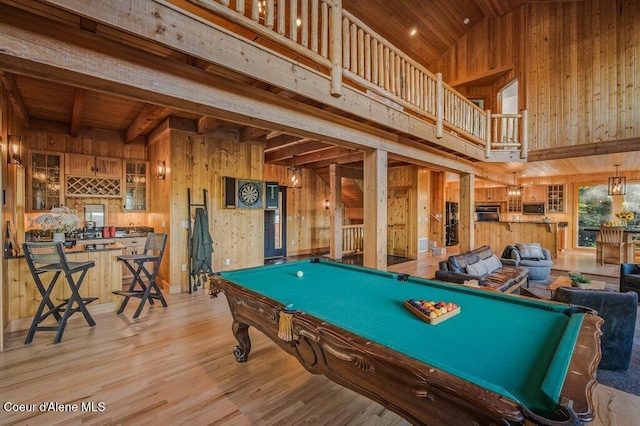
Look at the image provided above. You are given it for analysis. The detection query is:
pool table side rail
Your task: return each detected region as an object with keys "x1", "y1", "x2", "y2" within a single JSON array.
[
  {"x1": 211, "y1": 274, "x2": 601, "y2": 425},
  {"x1": 558, "y1": 313, "x2": 603, "y2": 423}
]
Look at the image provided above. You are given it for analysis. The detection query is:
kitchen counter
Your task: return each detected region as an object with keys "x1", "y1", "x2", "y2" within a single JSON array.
[
  {"x1": 5, "y1": 243, "x2": 125, "y2": 332},
  {"x1": 474, "y1": 221, "x2": 558, "y2": 258}
]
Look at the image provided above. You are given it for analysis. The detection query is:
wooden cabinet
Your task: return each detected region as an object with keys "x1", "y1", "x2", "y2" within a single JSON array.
[
  {"x1": 26, "y1": 150, "x2": 64, "y2": 212},
  {"x1": 475, "y1": 187, "x2": 505, "y2": 203},
  {"x1": 523, "y1": 185, "x2": 546, "y2": 202},
  {"x1": 65, "y1": 153, "x2": 122, "y2": 177},
  {"x1": 547, "y1": 185, "x2": 565, "y2": 213},
  {"x1": 123, "y1": 160, "x2": 148, "y2": 211}
]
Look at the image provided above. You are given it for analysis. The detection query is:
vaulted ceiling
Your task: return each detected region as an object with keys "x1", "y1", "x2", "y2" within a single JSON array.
[{"x1": 342, "y1": 0, "x2": 527, "y2": 67}]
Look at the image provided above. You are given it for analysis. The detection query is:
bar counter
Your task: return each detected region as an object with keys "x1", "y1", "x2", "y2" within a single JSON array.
[
  {"x1": 475, "y1": 220, "x2": 558, "y2": 258},
  {"x1": 5, "y1": 243, "x2": 125, "y2": 332}
]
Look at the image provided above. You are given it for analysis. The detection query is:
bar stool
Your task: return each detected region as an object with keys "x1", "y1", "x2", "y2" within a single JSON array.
[
  {"x1": 22, "y1": 242, "x2": 97, "y2": 344},
  {"x1": 113, "y1": 233, "x2": 168, "y2": 318}
]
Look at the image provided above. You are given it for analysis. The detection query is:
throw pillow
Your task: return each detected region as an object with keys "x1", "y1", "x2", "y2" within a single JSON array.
[
  {"x1": 466, "y1": 261, "x2": 488, "y2": 276},
  {"x1": 483, "y1": 254, "x2": 502, "y2": 273},
  {"x1": 516, "y1": 243, "x2": 544, "y2": 260}
]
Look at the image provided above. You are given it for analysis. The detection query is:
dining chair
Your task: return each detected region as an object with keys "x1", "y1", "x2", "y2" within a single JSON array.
[{"x1": 596, "y1": 226, "x2": 626, "y2": 265}]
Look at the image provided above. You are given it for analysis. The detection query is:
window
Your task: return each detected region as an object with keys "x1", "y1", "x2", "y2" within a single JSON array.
[
  {"x1": 499, "y1": 80, "x2": 518, "y2": 114},
  {"x1": 547, "y1": 185, "x2": 564, "y2": 213},
  {"x1": 577, "y1": 185, "x2": 610, "y2": 247}
]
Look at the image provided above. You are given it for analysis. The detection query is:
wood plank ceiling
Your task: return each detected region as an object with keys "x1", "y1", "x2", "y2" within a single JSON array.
[{"x1": 3, "y1": 0, "x2": 638, "y2": 185}]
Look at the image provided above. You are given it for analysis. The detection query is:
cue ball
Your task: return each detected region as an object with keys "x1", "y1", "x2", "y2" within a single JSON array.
[{"x1": 296, "y1": 270, "x2": 304, "y2": 278}]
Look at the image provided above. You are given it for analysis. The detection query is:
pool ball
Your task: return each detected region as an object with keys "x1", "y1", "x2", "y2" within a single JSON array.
[{"x1": 296, "y1": 270, "x2": 304, "y2": 278}]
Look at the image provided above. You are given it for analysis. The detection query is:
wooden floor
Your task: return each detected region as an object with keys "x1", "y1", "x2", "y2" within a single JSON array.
[{"x1": 1, "y1": 250, "x2": 639, "y2": 425}]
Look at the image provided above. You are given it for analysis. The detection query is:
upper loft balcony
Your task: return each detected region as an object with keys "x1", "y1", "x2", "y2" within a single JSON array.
[{"x1": 177, "y1": 0, "x2": 528, "y2": 164}]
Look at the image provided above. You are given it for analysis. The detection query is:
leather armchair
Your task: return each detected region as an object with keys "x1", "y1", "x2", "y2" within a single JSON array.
[
  {"x1": 552, "y1": 287, "x2": 638, "y2": 371},
  {"x1": 502, "y1": 243, "x2": 553, "y2": 281},
  {"x1": 620, "y1": 263, "x2": 640, "y2": 298}
]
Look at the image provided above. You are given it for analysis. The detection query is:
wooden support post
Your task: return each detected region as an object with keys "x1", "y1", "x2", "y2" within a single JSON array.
[
  {"x1": 485, "y1": 109, "x2": 492, "y2": 158},
  {"x1": 329, "y1": 164, "x2": 343, "y2": 259},
  {"x1": 436, "y1": 73, "x2": 443, "y2": 138},
  {"x1": 458, "y1": 173, "x2": 475, "y2": 253},
  {"x1": 363, "y1": 149, "x2": 387, "y2": 270},
  {"x1": 330, "y1": 0, "x2": 343, "y2": 97},
  {"x1": 521, "y1": 109, "x2": 528, "y2": 159}
]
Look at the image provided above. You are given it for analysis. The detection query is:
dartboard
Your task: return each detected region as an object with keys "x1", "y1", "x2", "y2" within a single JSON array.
[{"x1": 238, "y1": 182, "x2": 260, "y2": 206}]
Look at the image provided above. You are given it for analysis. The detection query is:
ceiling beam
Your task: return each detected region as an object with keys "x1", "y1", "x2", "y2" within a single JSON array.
[
  {"x1": 239, "y1": 126, "x2": 269, "y2": 142},
  {"x1": 293, "y1": 146, "x2": 360, "y2": 166},
  {"x1": 308, "y1": 152, "x2": 364, "y2": 169},
  {"x1": 527, "y1": 137, "x2": 640, "y2": 162},
  {"x1": 265, "y1": 134, "x2": 308, "y2": 151},
  {"x1": 70, "y1": 87, "x2": 85, "y2": 137},
  {"x1": 0, "y1": 71, "x2": 29, "y2": 127},
  {"x1": 265, "y1": 140, "x2": 332, "y2": 162},
  {"x1": 125, "y1": 103, "x2": 174, "y2": 142}
]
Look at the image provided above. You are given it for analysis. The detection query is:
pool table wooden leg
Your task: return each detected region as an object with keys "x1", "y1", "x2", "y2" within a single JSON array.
[{"x1": 232, "y1": 321, "x2": 251, "y2": 362}]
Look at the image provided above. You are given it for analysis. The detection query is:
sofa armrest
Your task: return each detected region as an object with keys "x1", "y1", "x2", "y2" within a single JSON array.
[
  {"x1": 435, "y1": 270, "x2": 486, "y2": 285},
  {"x1": 500, "y1": 258, "x2": 518, "y2": 267},
  {"x1": 541, "y1": 248, "x2": 552, "y2": 261},
  {"x1": 621, "y1": 263, "x2": 640, "y2": 275}
]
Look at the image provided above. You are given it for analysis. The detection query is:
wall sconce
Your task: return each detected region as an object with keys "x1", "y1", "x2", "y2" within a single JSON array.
[
  {"x1": 157, "y1": 160, "x2": 166, "y2": 180},
  {"x1": 7, "y1": 135, "x2": 22, "y2": 166},
  {"x1": 324, "y1": 199, "x2": 330, "y2": 210},
  {"x1": 608, "y1": 164, "x2": 626, "y2": 196}
]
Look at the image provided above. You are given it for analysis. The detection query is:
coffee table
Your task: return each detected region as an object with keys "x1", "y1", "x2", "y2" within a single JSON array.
[{"x1": 547, "y1": 276, "x2": 607, "y2": 297}]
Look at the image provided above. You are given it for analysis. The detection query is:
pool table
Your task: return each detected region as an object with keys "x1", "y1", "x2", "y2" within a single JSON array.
[{"x1": 211, "y1": 258, "x2": 602, "y2": 425}]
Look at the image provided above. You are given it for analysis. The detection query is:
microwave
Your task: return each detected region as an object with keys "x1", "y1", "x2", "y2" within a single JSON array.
[{"x1": 522, "y1": 202, "x2": 545, "y2": 215}]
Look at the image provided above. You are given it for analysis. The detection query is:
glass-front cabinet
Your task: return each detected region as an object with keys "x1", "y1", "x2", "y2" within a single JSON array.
[
  {"x1": 124, "y1": 160, "x2": 148, "y2": 211},
  {"x1": 27, "y1": 151, "x2": 64, "y2": 211}
]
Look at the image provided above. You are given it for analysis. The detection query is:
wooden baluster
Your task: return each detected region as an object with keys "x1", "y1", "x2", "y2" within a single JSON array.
[
  {"x1": 485, "y1": 110, "x2": 492, "y2": 158},
  {"x1": 311, "y1": 0, "x2": 319, "y2": 53},
  {"x1": 350, "y1": 23, "x2": 357, "y2": 73},
  {"x1": 301, "y1": 0, "x2": 309, "y2": 46},
  {"x1": 251, "y1": 0, "x2": 259, "y2": 21},
  {"x1": 364, "y1": 34, "x2": 371, "y2": 81},
  {"x1": 370, "y1": 37, "x2": 377, "y2": 84},
  {"x1": 266, "y1": 0, "x2": 275, "y2": 29},
  {"x1": 290, "y1": 0, "x2": 298, "y2": 42},
  {"x1": 357, "y1": 28, "x2": 364, "y2": 78},
  {"x1": 236, "y1": 0, "x2": 244, "y2": 13},
  {"x1": 342, "y1": 18, "x2": 350, "y2": 70},
  {"x1": 521, "y1": 110, "x2": 528, "y2": 159},
  {"x1": 320, "y1": 1, "x2": 328, "y2": 57},
  {"x1": 383, "y1": 46, "x2": 390, "y2": 92},
  {"x1": 436, "y1": 73, "x2": 443, "y2": 138},
  {"x1": 278, "y1": 0, "x2": 286, "y2": 35}
]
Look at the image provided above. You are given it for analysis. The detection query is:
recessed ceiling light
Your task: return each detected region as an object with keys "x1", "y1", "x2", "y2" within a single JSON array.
[
  {"x1": 409, "y1": 28, "x2": 417, "y2": 36},
  {"x1": 463, "y1": 18, "x2": 470, "y2": 25}
]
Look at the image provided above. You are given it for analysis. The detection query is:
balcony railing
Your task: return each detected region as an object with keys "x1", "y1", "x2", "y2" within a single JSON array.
[
  {"x1": 342, "y1": 224, "x2": 364, "y2": 255},
  {"x1": 188, "y1": 0, "x2": 527, "y2": 160}
]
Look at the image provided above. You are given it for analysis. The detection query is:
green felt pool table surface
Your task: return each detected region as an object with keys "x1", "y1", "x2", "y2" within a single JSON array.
[{"x1": 221, "y1": 258, "x2": 586, "y2": 419}]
